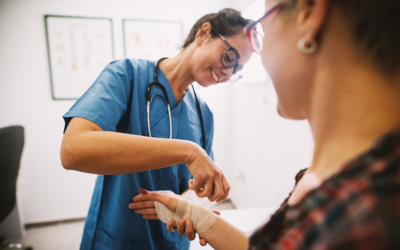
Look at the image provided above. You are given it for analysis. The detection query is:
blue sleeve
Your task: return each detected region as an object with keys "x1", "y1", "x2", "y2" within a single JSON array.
[{"x1": 63, "y1": 59, "x2": 134, "y2": 132}]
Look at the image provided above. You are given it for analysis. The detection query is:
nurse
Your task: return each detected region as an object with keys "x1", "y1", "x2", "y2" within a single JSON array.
[{"x1": 60, "y1": 8, "x2": 252, "y2": 250}]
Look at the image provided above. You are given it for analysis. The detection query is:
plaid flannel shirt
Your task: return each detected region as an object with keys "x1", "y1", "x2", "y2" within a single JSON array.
[{"x1": 249, "y1": 128, "x2": 400, "y2": 250}]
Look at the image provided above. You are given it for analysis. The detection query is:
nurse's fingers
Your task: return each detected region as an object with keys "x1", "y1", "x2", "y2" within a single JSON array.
[
  {"x1": 188, "y1": 179, "x2": 195, "y2": 190},
  {"x1": 128, "y1": 201, "x2": 155, "y2": 209},
  {"x1": 189, "y1": 177, "x2": 204, "y2": 193},
  {"x1": 142, "y1": 214, "x2": 159, "y2": 220},
  {"x1": 185, "y1": 220, "x2": 196, "y2": 241},
  {"x1": 177, "y1": 220, "x2": 185, "y2": 236},
  {"x1": 208, "y1": 174, "x2": 224, "y2": 202},
  {"x1": 195, "y1": 179, "x2": 213, "y2": 198},
  {"x1": 133, "y1": 208, "x2": 157, "y2": 215},
  {"x1": 216, "y1": 175, "x2": 230, "y2": 203},
  {"x1": 166, "y1": 221, "x2": 176, "y2": 233}
]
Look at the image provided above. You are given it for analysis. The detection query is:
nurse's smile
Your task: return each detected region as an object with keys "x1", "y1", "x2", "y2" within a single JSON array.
[{"x1": 210, "y1": 68, "x2": 220, "y2": 83}]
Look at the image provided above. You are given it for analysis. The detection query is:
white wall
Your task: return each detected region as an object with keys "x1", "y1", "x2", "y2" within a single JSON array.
[
  {"x1": 0, "y1": 0, "x2": 235, "y2": 224},
  {"x1": 231, "y1": 0, "x2": 254, "y2": 13},
  {"x1": 229, "y1": 79, "x2": 314, "y2": 210}
]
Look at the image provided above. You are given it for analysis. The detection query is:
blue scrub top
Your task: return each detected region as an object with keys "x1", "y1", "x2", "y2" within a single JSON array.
[{"x1": 63, "y1": 59, "x2": 215, "y2": 250}]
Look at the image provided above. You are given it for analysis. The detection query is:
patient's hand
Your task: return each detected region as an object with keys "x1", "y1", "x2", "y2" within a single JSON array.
[
  {"x1": 129, "y1": 189, "x2": 220, "y2": 246},
  {"x1": 165, "y1": 211, "x2": 221, "y2": 246},
  {"x1": 129, "y1": 188, "x2": 191, "y2": 220},
  {"x1": 128, "y1": 198, "x2": 159, "y2": 220}
]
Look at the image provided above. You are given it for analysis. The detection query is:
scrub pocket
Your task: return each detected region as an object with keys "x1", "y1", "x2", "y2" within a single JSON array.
[{"x1": 95, "y1": 229, "x2": 150, "y2": 250}]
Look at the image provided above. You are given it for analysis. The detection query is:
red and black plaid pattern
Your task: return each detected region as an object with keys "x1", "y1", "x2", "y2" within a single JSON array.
[{"x1": 249, "y1": 128, "x2": 400, "y2": 250}]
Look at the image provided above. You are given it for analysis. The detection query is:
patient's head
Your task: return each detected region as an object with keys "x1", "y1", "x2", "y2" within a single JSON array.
[{"x1": 257, "y1": 0, "x2": 400, "y2": 120}]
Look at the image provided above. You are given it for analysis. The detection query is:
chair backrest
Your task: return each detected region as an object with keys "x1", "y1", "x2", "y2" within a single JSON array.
[{"x1": 0, "y1": 126, "x2": 24, "y2": 223}]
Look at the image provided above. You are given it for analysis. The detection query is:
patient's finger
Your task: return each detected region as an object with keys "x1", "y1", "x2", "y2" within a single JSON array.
[
  {"x1": 200, "y1": 237, "x2": 207, "y2": 246},
  {"x1": 128, "y1": 201, "x2": 155, "y2": 209},
  {"x1": 185, "y1": 220, "x2": 196, "y2": 241},
  {"x1": 133, "y1": 194, "x2": 146, "y2": 202},
  {"x1": 133, "y1": 208, "x2": 157, "y2": 215},
  {"x1": 142, "y1": 215, "x2": 159, "y2": 220},
  {"x1": 177, "y1": 220, "x2": 185, "y2": 236},
  {"x1": 166, "y1": 221, "x2": 176, "y2": 233},
  {"x1": 135, "y1": 188, "x2": 179, "y2": 213},
  {"x1": 212, "y1": 210, "x2": 221, "y2": 216}
]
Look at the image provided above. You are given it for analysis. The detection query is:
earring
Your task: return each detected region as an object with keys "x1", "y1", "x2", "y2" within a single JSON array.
[{"x1": 297, "y1": 29, "x2": 318, "y2": 54}]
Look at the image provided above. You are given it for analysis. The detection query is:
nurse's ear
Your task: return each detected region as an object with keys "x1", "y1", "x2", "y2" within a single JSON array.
[{"x1": 195, "y1": 23, "x2": 212, "y2": 46}]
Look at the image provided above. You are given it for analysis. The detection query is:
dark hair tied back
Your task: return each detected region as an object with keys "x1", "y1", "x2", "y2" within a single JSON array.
[{"x1": 182, "y1": 8, "x2": 252, "y2": 50}]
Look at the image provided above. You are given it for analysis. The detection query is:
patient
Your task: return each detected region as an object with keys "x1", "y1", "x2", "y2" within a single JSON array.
[{"x1": 129, "y1": 0, "x2": 400, "y2": 249}]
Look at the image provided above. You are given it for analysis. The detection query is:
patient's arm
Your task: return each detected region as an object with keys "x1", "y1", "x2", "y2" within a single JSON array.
[
  {"x1": 129, "y1": 190, "x2": 249, "y2": 250},
  {"x1": 197, "y1": 215, "x2": 249, "y2": 250}
]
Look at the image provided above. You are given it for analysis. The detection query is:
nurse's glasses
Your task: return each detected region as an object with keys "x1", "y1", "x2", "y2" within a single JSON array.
[
  {"x1": 214, "y1": 29, "x2": 243, "y2": 82},
  {"x1": 244, "y1": 3, "x2": 284, "y2": 54}
]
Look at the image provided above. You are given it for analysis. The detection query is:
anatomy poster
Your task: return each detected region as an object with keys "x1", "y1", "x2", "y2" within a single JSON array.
[
  {"x1": 123, "y1": 19, "x2": 182, "y2": 61},
  {"x1": 45, "y1": 16, "x2": 114, "y2": 100}
]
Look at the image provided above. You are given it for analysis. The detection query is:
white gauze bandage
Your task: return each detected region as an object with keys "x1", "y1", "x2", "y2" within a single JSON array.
[{"x1": 154, "y1": 190, "x2": 218, "y2": 234}]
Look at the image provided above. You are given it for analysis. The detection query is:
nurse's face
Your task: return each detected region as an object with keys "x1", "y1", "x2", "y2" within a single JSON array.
[
  {"x1": 259, "y1": 0, "x2": 314, "y2": 120},
  {"x1": 191, "y1": 23, "x2": 252, "y2": 87}
]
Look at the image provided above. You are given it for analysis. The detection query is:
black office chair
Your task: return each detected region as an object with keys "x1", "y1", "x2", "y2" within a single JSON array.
[{"x1": 0, "y1": 126, "x2": 32, "y2": 250}]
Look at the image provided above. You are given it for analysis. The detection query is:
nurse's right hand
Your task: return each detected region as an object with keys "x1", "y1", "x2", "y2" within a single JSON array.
[{"x1": 186, "y1": 144, "x2": 230, "y2": 203}]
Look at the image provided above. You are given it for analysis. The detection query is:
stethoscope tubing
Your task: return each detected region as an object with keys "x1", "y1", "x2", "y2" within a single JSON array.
[
  {"x1": 146, "y1": 57, "x2": 206, "y2": 150},
  {"x1": 147, "y1": 94, "x2": 172, "y2": 139}
]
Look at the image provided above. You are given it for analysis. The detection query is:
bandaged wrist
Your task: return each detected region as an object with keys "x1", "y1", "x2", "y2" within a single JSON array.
[{"x1": 154, "y1": 190, "x2": 218, "y2": 234}]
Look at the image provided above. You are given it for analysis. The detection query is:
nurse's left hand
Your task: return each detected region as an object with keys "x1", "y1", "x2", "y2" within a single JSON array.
[{"x1": 129, "y1": 197, "x2": 159, "y2": 220}]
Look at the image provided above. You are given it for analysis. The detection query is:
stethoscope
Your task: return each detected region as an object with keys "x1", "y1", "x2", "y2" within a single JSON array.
[{"x1": 146, "y1": 57, "x2": 206, "y2": 150}]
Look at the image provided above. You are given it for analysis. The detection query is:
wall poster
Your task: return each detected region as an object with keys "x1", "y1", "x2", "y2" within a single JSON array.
[
  {"x1": 123, "y1": 19, "x2": 183, "y2": 61},
  {"x1": 45, "y1": 15, "x2": 114, "y2": 100}
]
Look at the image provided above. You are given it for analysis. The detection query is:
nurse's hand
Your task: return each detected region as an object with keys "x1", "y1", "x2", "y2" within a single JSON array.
[{"x1": 186, "y1": 144, "x2": 230, "y2": 202}]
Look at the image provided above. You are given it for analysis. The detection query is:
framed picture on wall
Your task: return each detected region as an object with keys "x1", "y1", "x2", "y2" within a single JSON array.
[
  {"x1": 123, "y1": 19, "x2": 183, "y2": 61},
  {"x1": 44, "y1": 15, "x2": 114, "y2": 100}
]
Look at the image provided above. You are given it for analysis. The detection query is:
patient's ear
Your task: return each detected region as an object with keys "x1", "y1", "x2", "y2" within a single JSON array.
[{"x1": 296, "y1": 0, "x2": 329, "y2": 41}]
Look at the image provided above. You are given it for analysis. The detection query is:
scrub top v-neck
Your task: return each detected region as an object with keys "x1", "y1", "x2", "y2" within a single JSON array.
[{"x1": 63, "y1": 59, "x2": 215, "y2": 250}]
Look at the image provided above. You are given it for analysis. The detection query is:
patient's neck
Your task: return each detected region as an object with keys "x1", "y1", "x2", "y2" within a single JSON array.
[{"x1": 308, "y1": 61, "x2": 400, "y2": 181}]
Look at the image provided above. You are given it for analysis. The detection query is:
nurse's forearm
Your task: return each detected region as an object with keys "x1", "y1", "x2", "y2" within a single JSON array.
[
  {"x1": 61, "y1": 117, "x2": 198, "y2": 175},
  {"x1": 199, "y1": 217, "x2": 249, "y2": 250}
]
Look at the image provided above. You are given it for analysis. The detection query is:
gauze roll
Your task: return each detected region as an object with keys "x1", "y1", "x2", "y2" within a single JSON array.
[
  {"x1": 181, "y1": 189, "x2": 217, "y2": 209},
  {"x1": 154, "y1": 190, "x2": 218, "y2": 234}
]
